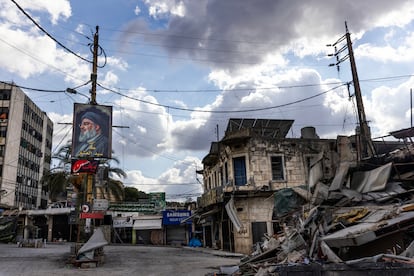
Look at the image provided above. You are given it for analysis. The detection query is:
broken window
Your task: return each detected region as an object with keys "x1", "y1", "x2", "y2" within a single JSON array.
[
  {"x1": 233, "y1": 156, "x2": 247, "y2": 186},
  {"x1": 252, "y1": 222, "x2": 267, "y2": 244},
  {"x1": 271, "y1": 156, "x2": 285, "y2": 181}
]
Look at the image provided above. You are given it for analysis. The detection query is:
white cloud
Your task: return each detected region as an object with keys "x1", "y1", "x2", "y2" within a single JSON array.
[
  {"x1": 0, "y1": 0, "x2": 30, "y2": 26},
  {"x1": 123, "y1": 156, "x2": 203, "y2": 201},
  {"x1": 75, "y1": 24, "x2": 85, "y2": 34},
  {"x1": 11, "y1": 0, "x2": 71, "y2": 25},
  {"x1": 101, "y1": 71, "x2": 119, "y2": 87},
  {"x1": 356, "y1": 31, "x2": 414, "y2": 63},
  {"x1": 144, "y1": 0, "x2": 186, "y2": 18},
  {"x1": 110, "y1": 88, "x2": 172, "y2": 157},
  {"x1": 364, "y1": 78, "x2": 414, "y2": 136},
  {"x1": 0, "y1": 25, "x2": 90, "y2": 81},
  {"x1": 134, "y1": 5, "x2": 141, "y2": 16},
  {"x1": 372, "y1": 1, "x2": 414, "y2": 28},
  {"x1": 106, "y1": 57, "x2": 128, "y2": 71}
]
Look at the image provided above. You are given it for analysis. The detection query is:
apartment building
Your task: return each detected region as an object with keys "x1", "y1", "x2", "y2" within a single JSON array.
[{"x1": 0, "y1": 82, "x2": 53, "y2": 210}]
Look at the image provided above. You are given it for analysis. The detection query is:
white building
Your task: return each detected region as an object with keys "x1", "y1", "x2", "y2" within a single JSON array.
[{"x1": 0, "y1": 82, "x2": 53, "y2": 210}]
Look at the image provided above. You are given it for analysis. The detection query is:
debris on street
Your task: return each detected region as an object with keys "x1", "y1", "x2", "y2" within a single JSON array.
[
  {"x1": 67, "y1": 227, "x2": 108, "y2": 268},
  {"x1": 232, "y1": 138, "x2": 414, "y2": 275}
]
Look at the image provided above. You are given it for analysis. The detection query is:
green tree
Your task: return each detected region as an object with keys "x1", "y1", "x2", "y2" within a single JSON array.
[
  {"x1": 41, "y1": 170, "x2": 68, "y2": 202},
  {"x1": 124, "y1": 186, "x2": 148, "y2": 202},
  {"x1": 41, "y1": 143, "x2": 72, "y2": 203},
  {"x1": 41, "y1": 142, "x2": 127, "y2": 204},
  {"x1": 97, "y1": 156, "x2": 127, "y2": 202}
]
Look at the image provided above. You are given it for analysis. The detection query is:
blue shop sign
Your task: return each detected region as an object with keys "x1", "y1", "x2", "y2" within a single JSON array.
[{"x1": 162, "y1": 210, "x2": 192, "y2": 225}]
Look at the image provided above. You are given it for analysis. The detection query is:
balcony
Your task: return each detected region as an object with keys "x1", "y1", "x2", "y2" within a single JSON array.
[{"x1": 198, "y1": 186, "x2": 223, "y2": 208}]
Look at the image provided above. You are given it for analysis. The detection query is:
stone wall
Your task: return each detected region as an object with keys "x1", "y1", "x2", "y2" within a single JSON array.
[{"x1": 233, "y1": 197, "x2": 274, "y2": 254}]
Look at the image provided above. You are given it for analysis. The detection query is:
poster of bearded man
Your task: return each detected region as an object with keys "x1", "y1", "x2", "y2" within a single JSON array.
[{"x1": 72, "y1": 103, "x2": 112, "y2": 159}]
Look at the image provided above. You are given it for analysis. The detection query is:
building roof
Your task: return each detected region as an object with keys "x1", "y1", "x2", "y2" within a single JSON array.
[{"x1": 390, "y1": 127, "x2": 414, "y2": 139}]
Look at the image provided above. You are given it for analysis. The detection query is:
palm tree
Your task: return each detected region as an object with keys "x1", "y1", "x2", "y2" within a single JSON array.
[
  {"x1": 104, "y1": 179, "x2": 124, "y2": 202},
  {"x1": 41, "y1": 143, "x2": 72, "y2": 204},
  {"x1": 96, "y1": 156, "x2": 127, "y2": 202},
  {"x1": 51, "y1": 143, "x2": 72, "y2": 169},
  {"x1": 41, "y1": 142, "x2": 127, "y2": 204},
  {"x1": 41, "y1": 170, "x2": 69, "y2": 203}
]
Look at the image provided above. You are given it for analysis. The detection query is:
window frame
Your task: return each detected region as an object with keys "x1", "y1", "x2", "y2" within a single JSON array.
[
  {"x1": 233, "y1": 156, "x2": 247, "y2": 186},
  {"x1": 270, "y1": 155, "x2": 286, "y2": 181}
]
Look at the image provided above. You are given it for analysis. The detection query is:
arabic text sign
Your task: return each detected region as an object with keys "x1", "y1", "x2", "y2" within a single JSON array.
[
  {"x1": 113, "y1": 218, "x2": 133, "y2": 228},
  {"x1": 71, "y1": 159, "x2": 99, "y2": 174}
]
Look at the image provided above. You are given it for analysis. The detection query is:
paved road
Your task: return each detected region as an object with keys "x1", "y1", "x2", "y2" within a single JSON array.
[{"x1": 0, "y1": 243, "x2": 242, "y2": 276}]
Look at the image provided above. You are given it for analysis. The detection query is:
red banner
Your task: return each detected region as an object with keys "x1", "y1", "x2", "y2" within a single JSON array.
[{"x1": 79, "y1": 212, "x2": 104, "y2": 219}]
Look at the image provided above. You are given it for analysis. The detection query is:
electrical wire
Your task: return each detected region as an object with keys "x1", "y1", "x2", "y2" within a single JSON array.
[
  {"x1": 9, "y1": 0, "x2": 93, "y2": 64},
  {"x1": 89, "y1": 24, "x2": 284, "y2": 46},
  {"x1": 98, "y1": 82, "x2": 346, "y2": 114},
  {"x1": 104, "y1": 74, "x2": 414, "y2": 94},
  {"x1": 0, "y1": 81, "x2": 64, "y2": 93},
  {"x1": 0, "y1": 80, "x2": 90, "y2": 93}
]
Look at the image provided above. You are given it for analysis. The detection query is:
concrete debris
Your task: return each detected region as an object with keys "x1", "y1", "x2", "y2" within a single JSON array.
[
  {"x1": 77, "y1": 227, "x2": 108, "y2": 256},
  {"x1": 233, "y1": 143, "x2": 414, "y2": 276},
  {"x1": 219, "y1": 265, "x2": 240, "y2": 275},
  {"x1": 67, "y1": 227, "x2": 107, "y2": 268}
]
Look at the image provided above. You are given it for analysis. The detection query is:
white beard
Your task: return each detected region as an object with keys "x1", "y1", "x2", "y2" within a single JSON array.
[{"x1": 79, "y1": 128, "x2": 97, "y2": 142}]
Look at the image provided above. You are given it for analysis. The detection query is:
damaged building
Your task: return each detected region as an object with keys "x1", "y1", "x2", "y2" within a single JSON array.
[
  {"x1": 195, "y1": 118, "x2": 339, "y2": 254},
  {"x1": 194, "y1": 118, "x2": 414, "y2": 274}
]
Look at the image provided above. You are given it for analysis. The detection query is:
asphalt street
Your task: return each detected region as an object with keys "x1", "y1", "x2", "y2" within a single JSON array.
[{"x1": 0, "y1": 243, "x2": 242, "y2": 276}]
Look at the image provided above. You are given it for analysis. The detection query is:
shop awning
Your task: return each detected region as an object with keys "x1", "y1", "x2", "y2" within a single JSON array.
[
  {"x1": 180, "y1": 208, "x2": 220, "y2": 224},
  {"x1": 133, "y1": 219, "x2": 162, "y2": 230},
  {"x1": 1, "y1": 209, "x2": 19, "y2": 216},
  {"x1": 26, "y1": 207, "x2": 74, "y2": 216},
  {"x1": 199, "y1": 208, "x2": 220, "y2": 219},
  {"x1": 180, "y1": 212, "x2": 199, "y2": 224}
]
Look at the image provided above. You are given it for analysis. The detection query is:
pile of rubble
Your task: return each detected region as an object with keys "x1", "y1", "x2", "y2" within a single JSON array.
[{"x1": 235, "y1": 143, "x2": 414, "y2": 275}]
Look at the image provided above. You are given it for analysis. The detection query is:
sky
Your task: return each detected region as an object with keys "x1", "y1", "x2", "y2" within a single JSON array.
[{"x1": 1, "y1": 0, "x2": 414, "y2": 201}]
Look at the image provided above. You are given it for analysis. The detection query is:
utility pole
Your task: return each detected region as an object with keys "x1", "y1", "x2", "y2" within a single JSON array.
[
  {"x1": 344, "y1": 22, "x2": 375, "y2": 159},
  {"x1": 86, "y1": 26, "x2": 99, "y2": 206},
  {"x1": 329, "y1": 22, "x2": 376, "y2": 159},
  {"x1": 90, "y1": 26, "x2": 99, "y2": 105},
  {"x1": 85, "y1": 26, "x2": 100, "y2": 207},
  {"x1": 80, "y1": 26, "x2": 100, "y2": 240}
]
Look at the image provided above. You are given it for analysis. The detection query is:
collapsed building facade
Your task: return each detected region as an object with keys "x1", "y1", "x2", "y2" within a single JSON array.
[
  {"x1": 195, "y1": 118, "x2": 414, "y2": 274},
  {"x1": 195, "y1": 118, "x2": 337, "y2": 254}
]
